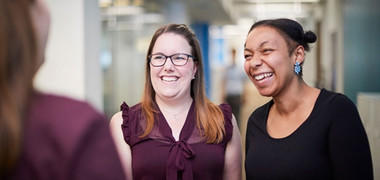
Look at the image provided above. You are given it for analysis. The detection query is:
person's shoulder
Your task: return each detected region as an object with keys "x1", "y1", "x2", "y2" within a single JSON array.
[
  {"x1": 219, "y1": 103, "x2": 232, "y2": 112},
  {"x1": 120, "y1": 101, "x2": 142, "y2": 110},
  {"x1": 247, "y1": 100, "x2": 272, "y2": 126},
  {"x1": 130, "y1": 103, "x2": 142, "y2": 113},
  {"x1": 117, "y1": 102, "x2": 143, "y2": 128},
  {"x1": 24, "y1": 92, "x2": 109, "y2": 153},
  {"x1": 245, "y1": 100, "x2": 272, "y2": 134},
  {"x1": 316, "y1": 89, "x2": 360, "y2": 124},
  {"x1": 110, "y1": 111, "x2": 123, "y2": 124},
  {"x1": 251, "y1": 100, "x2": 272, "y2": 118},
  {"x1": 319, "y1": 89, "x2": 356, "y2": 109},
  {"x1": 218, "y1": 103, "x2": 233, "y2": 121},
  {"x1": 119, "y1": 102, "x2": 142, "y2": 118},
  {"x1": 32, "y1": 92, "x2": 81, "y2": 105},
  {"x1": 28, "y1": 92, "x2": 105, "y2": 127},
  {"x1": 31, "y1": 92, "x2": 102, "y2": 116},
  {"x1": 217, "y1": 103, "x2": 234, "y2": 144}
]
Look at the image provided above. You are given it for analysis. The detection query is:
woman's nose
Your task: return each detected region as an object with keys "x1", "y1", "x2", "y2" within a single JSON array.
[
  {"x1": 163, "y1": 57, "x2": 175, "y2": 71},
  {"x1": 250, "y1": 54, "x2": 263, "y2": 68}
]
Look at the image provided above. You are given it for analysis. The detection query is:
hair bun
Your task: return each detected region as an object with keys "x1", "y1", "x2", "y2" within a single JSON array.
[{"x1": 304, "y1": 31, "x2": 317, "y2": 43}]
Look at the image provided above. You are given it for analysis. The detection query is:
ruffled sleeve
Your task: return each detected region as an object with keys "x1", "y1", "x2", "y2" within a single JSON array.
[
  {"x1": 120, "y1": 102, "x2": 131, "y2": 145},
  {"x1": 219, "y1": 103, "x2": 233, "y2": 144}
]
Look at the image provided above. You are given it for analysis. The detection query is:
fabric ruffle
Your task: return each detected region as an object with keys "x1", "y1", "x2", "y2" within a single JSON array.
[
  {"x1": 219, "y1": 103, "x2": 233, "y2": 144},
  {"x1": 120, "y1": 102, "x2": 131, "y2": 144}
]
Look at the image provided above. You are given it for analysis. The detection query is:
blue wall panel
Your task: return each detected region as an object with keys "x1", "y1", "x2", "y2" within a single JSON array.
[{"x1": 191, "y1": 23, "x2": 211, "y2": 97}]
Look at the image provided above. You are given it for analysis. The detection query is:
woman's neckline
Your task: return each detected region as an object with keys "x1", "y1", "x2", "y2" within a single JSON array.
[
  {"x1": 264, "y1": 88, "x2": 324, "y2": 140},
  {"x1": 156, "y1": 99, "x2": 195, "y2": 142}
]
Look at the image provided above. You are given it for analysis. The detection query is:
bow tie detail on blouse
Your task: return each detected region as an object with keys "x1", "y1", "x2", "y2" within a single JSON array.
[{"x1": 166, "y1": 140, "x2": 195, "y2": 180}]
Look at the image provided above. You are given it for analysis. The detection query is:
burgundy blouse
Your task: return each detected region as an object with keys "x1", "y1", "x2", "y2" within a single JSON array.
[
  {"x1": 10, "y1": 92, "x2": 125, "y2": 180},
  {"x1": 121, "y1": 102, "x2": 232, "y2": 180}
]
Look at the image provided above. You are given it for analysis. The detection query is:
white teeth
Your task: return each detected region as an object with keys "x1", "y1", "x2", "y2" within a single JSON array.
[
  {"x1": 162, "y1": 76, "x2": 178, "y2": 82},
  {"x1": 255, "y1": 74, "x2": 265, "y2": 80},
  {"x1": 254, "y1": 73, "x2": 273, "y2": 81},
  {"x1": 264, "y1": 73, "x2": 272, "y2": 78}
]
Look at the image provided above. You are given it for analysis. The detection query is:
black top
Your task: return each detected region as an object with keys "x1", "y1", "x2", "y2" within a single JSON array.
[{"x1": 245, "y1": 89, "x2": 373, "y2": 180}]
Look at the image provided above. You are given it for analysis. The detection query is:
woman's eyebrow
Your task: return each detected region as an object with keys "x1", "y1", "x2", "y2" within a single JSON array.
[{"x1": 244, "y1": 41, "x2": 269, "y2": 52}]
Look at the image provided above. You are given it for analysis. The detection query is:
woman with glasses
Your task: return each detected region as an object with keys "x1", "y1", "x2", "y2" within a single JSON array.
[
  {"x1": 110, "y1": 24, "x2": 242, "y2": 180},
  {"x1": 244, "y1": 18, "x2": 373, "y2": 179}
]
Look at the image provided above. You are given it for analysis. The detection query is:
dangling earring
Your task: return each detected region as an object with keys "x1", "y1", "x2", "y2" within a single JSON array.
[{"x1": 294, "y1": 62, "x2": 301, "y2": 75}]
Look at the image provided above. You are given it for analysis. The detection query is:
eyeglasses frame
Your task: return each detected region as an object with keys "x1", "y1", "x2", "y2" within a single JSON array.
[{"x1": 148, "y1": 53, "x2": 194, "y2": 67}]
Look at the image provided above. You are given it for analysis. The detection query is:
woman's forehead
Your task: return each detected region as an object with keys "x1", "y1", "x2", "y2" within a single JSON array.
[
  {"x1": 245, "y1": 27, "x2": 285, "y2": 49},
  {"x1": 153, "y1": 33, "x2": 191, "y2": 53}
]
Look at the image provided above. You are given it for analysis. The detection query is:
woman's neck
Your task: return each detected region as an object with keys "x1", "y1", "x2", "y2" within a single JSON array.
[
  {"x1": 155, "y1": 94, "x2": 193, "y2": 114},
  {"x1": 272, "y1": 80, "x2": 315, "y2": 115}
]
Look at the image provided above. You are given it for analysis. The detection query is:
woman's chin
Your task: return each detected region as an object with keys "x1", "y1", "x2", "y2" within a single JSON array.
[
  {"x1": 156, "y1": 91, "x2": 180, "y2": 100},
  {"x1": 256, "y1": 87, "x2": 275, "y2": 97}
]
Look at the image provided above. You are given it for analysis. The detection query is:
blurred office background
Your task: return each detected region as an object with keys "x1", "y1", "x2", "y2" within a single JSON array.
[{"x1": 34, "y1": 0, "x2": 380, "y2": 179}]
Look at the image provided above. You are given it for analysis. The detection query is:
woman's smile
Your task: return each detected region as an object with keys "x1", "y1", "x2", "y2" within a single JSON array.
[{"x1": 161, "y1": 75, "x2": 179, "y2": 82}]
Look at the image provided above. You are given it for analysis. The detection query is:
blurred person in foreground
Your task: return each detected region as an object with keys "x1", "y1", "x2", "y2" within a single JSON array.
[
  {"x1": 243, "y1": 18, "x2": 373, "y2": 179},
  {"x1": 0, "y1": 0, "x2": 126, "y2": 179},
  {"x1": 110, "y1": 24, "x2": 242, "y2": 180}
]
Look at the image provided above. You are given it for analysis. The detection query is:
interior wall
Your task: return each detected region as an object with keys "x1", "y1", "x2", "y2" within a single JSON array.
[
  {"x1": 84, "y1": 0, "x2": 103, "y2": 110},
  {"x1": 34, "y1": 0, "x2": 103, "y2": 110},
  {"x1": 35, "y1": 0, "x2": 84, "y2": 99},
  {"x1": 343, "y1": 0, "x2": 380, "y2": 103},
  {"x1": 343, "y1": 0, "x2": 380, "y2": 178},
  {"x1": 319, "y1": 0, "x2": 344, "y2": 93}
]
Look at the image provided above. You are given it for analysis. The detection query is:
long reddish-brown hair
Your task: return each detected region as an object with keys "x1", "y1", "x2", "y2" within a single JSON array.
[
  {"x1": 0, "y1": 0, "x2": 38, "y2": 176},
  {"x1": 141, "y1": 24, "x2": 225, "y2": 143}
]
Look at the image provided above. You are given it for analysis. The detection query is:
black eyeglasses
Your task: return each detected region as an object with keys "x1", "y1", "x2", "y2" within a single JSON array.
[{"x1": 148, "y1": 53, "x2": 194, "y2": 67}]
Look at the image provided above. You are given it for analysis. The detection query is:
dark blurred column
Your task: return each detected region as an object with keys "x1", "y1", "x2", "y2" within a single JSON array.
[{"x1": 191, "y1": 23, "x2": 211, "y2": 97}]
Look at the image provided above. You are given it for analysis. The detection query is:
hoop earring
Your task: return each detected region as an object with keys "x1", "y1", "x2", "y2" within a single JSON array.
[{"x1": 294, "y1": 62, "x2": 301, "y2": 75}]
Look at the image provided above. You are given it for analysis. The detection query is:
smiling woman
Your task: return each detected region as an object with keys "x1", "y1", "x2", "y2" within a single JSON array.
[
  {"x1": 109, "y1": 24, "x2": 242, "y2": 180},
  {"x1": 244, "y1": 18, "x2": 373, "y2": 180},
  {"x1": 149, "y1": 33, "x2": 196, "y2": 103}
]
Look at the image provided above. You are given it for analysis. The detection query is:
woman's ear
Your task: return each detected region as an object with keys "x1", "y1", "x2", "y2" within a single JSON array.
[
  {"x1": 30, "y1": 0, "x2": 51, "y2": 69},
  {"x1": 192, "y1": 62, "x2": 198, "y2": 79},
  {"x1": 293, "y1": 45, "x2": 305, "y2": 64}
]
